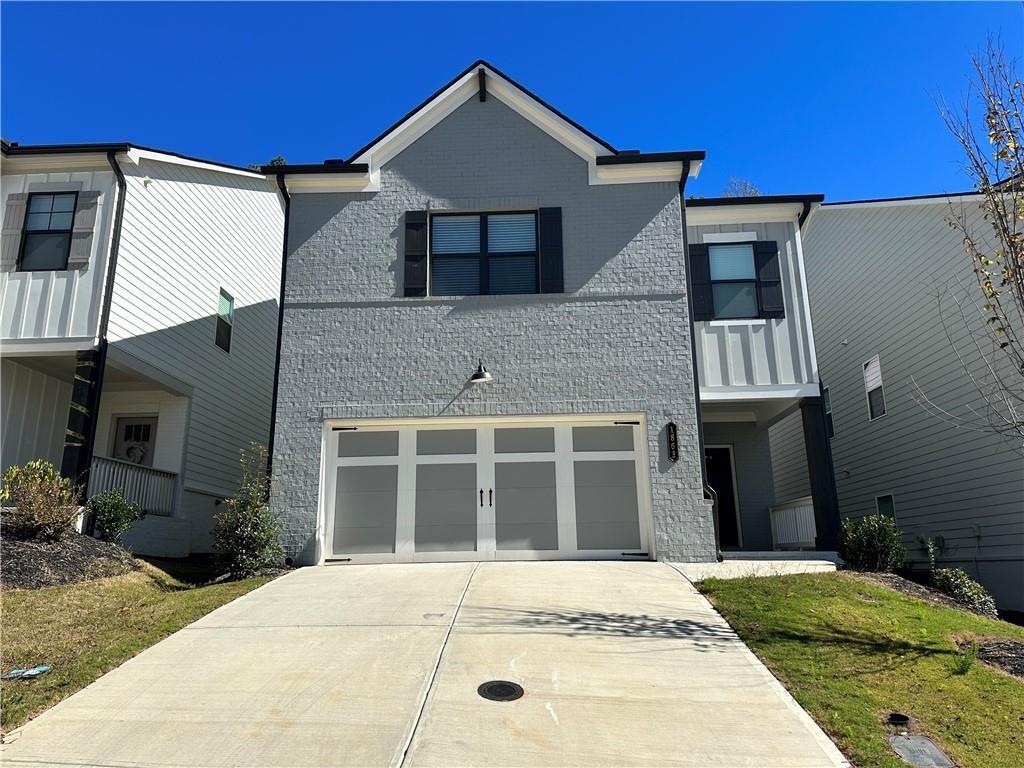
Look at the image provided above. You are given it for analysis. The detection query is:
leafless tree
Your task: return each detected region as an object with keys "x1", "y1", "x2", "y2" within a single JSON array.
[
  {"x1": 915, "y1": 41, "x2": 1024, "y2": 450},
  {"x1": 721, "y1": 177, "x2": 761, "y2": 197}
]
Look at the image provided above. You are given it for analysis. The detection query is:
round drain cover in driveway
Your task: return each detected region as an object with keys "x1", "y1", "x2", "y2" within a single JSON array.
[{"x1": 477, "y1": 680, "x2": 524, "y2": 702}]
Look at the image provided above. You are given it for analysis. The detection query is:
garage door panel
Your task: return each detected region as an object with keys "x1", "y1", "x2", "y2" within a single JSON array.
[
  {"x1": 494, "y1": 427, "x2": 555, "y2": 453},
  {"x1": 416, "y1": 524, "x2": 478, "y2": 552},
  {"x1": 333, "y1": 467, "x2": 399, "y2": 555},
  {"x1": 574, "y1": 460, "x2": 642, "y2": 550},
  {"x1": 576, "y1": 521, "x2": 642, "y2": 551},
  {"x1": 416, "y1": 429, "x2": 476, "y2": 455},
  {"x1": 337, "y1": 431, "x2": 399, "y2": 457},
  {"x1": 415, "y1": 463, "x2": 478, "y2": 553},
  {"x1": 496, "y1": 523, "x2": 559, "y2": 551},
  {"x1": 572, "y1": 425, "x2": 634, "y2": 452}
]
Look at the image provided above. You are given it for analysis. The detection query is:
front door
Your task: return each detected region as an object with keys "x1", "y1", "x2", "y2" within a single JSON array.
[
  {"x1": 323, "y1": 419, "x2": 649, "y2": 563},
  {"x1": 705, "y1": 446, "x2": 740, "y2": 549},
  {"x1": 112, "y1": 416, "x2": 158, "y2": 467}
]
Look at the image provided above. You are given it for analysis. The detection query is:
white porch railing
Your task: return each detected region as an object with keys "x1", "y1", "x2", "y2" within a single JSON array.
[
  {"x1": 88, "y1": 456, "x2": 177, "y2": 516},
  {"x1": 770, "y1": 495, "x2": 817, "y2": 550}
]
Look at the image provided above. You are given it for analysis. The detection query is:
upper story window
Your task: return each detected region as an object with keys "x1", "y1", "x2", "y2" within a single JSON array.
[
  {"x1": 822, "y1": 385, "x2": 835, "y2": 438},
  {"x1": 216, "y1": 289, "x2": 234, "y2": 353},
  {"x1": 688, "y1": 241, "x2": 784, "y2": 321},
  {"x1": 19, "y1": 192, "x2": 77, "y2": 271},
  {"x1": 875, "y1": 494, "x2": 896, "y2": 518},
  {"x1": 429, "y1": 212, "x2": 538, "y2": 296},
  {"x1": 709, "y1": 244, "x2": 758, "y2": 319},
  {"x1": 863, "y1": 355, "x2": 886, "y2": 420}
]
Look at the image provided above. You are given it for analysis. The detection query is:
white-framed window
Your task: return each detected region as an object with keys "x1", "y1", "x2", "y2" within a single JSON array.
[
  {"x1": 19, "y1": 192, "x2": 77, "y2": 271},
  {"x1": 429, "y1": 212, "x2": 538, "y2": 296},
  {"x1": 216, "y1": 288, "x2": 234, "y2": 353},
  {"x1": 875, "y1": 494, "x2": 895, "y2": 518},
  {"x1": 708, "y1": 243, "x2": 759, "y2": 319},
  {"x1": 863, "y1": 355, "x2": 886, "y2": 420},
  {"x1": 822, "y1": 385, "x2": 835, "y2": 438}
]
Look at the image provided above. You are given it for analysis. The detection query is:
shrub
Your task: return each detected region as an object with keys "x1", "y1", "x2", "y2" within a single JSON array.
[
  {"x1": 931, "y1": 568, "x2": 998, "y2": 617},
  {"x1": 952, "y1": 642, "x2": 979, "y2": 674},
  {"x1": 213, "y1": 443, "x2": 281, "y2": 578},
  {"x1": 0, "y1": 460, "x2": 80, "y2": 540},
  {"x1": 87, "y1": 488, "x2": 144, "y2": 543},
  {"x1": 838, "y1": 514, "x2": 905, "y2": 572}
]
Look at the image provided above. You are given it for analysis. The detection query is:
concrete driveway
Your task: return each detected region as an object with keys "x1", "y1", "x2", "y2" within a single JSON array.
[{"x1": 2, "y1": 562, "x2": 849, "y2": 767}]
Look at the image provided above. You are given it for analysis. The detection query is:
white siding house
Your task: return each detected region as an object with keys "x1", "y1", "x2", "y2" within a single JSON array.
[
  {"x1": 0, "y1": 142, "x2": 284, "y2": 556},
  {"x1": 772, "y1": 193, "x2": 1024, "y2": 612}
]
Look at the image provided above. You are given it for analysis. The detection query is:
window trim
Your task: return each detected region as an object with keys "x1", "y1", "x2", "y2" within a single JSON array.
[
  {"x1": 707, "y1": 241, "x2": 761, "y2": 320},
  {"x1": 215, "y1": 288, "x2": 234, "y2": 353},
  {"x1": 822, "y1": 385, "x2": 835, "y2": 439},
  {"x1": 875, "y1": 493, "x2": 896, "y2": 520},
  {"x1": 428, "y1": 210, "x2": 540, "y2": 296},
  {"x1": 18, "y1": 191, "x2": 78, "y2": 272},
  {"x1": 863, "y1": 355, "x2": 886, "y2": 421}
]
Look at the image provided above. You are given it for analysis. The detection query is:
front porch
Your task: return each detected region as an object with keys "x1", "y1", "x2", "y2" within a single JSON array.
[
  {"x1": 701, "y1": 393, "x2": 839, "y2": 555},
  {"x1": 1, "y1": 352, "x2": 197, "y2": 556}
]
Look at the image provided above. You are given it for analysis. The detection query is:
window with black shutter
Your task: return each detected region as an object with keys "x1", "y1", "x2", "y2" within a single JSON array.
[
  {"x1": 688, "y1": 240, "x2": 785, "y2": 321},
  {"x1": 428, "y1": 212, "x2": 539, "y2": 296},
  {"x1": 19, "y1": 192, "x2": 77, "y2": 271}
]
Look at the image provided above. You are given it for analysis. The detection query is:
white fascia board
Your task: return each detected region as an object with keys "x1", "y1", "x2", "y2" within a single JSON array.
[
  {"x1": 284, "y1": 170, "x2": 380, "y2": 194},
  {"x1": 588, "y1": 160, "x2": 695, "y2": 186},
  {"x1": 1, "y1": 154, "x2": 111, "y2": 174},
  {"x1": 124, "y1": 148, "x2": 267, "y2": 180},
  {"x1": 822, "y1": 193, "x2": 983, "y2": 210},
  {"x1": 699, "y1": 383, "x2": 821, "y2": 401},
  {"x1": 0, "y1": 337, "x2": 97, "y2": 355},
  {"x1": 686, "y1": 203, "x2": 804, "y2": 225}
]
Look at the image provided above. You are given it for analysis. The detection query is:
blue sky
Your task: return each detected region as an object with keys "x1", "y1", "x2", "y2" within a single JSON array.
[{"x1": 2, "y1": 2, "x2": 1020, "y2": 200}]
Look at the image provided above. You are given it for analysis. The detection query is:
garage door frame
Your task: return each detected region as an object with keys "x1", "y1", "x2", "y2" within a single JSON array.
[{"x1": 315, "y1": 413, "x2": 656, "y2": 565}]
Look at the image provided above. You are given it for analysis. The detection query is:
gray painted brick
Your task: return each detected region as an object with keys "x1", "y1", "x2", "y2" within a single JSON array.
[{"x1": 271, "y1": 95, "x2": 714, "y2": 564}]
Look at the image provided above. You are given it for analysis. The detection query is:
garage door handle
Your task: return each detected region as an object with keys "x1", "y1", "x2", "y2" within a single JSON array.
[
  {"x1": 489, "y1": 489, "x2": 493, "y2": 507},
  {"x1": 480, "y1": 489, "x2": 484, "y2": 507}
]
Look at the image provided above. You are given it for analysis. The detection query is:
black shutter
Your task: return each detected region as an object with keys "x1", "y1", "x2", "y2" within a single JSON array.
[
  {"x1": 403, "y1": 211, "x2": 428, "y2": 297},
  {"x1": 687, "y1": 243, "x2": 713, "y2": 321},
  {"x1": 754, "y1": 241, "x2": 784, "y2": 319},
  {"x1": 538, "y1": 207, "x2": 563, "y2": 293}
]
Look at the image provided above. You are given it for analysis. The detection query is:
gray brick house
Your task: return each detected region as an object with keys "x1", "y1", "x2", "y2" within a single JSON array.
[{"x1": 266, "y1": 61, "x2": 838, "y2": 566}]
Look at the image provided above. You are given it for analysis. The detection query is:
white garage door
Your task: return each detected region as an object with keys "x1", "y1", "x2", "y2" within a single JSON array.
[{"x1": 321, "y1": 418, "x2": 651, "y2": 563}]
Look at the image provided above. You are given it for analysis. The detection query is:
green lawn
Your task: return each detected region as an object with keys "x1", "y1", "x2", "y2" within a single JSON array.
[
  {"x1": 700, "y1": 572, "x2": 1024, "y2": 768},
  {"x1": 1, "y1": 559, "x2": 270, "y2": 732}
]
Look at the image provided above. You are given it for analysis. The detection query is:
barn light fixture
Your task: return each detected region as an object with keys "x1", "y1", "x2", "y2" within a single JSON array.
[{"x1": 469, "y1": 361, "x2": 493, "y2": 384}]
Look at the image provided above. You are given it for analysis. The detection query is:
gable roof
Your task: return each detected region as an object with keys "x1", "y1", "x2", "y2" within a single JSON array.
[{"x1": 267, "y1": 60, "x2": 703, "y2": 188}]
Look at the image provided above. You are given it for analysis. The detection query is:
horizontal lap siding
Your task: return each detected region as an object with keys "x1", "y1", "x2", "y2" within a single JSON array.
[
  {"x1": 107, "y1": 160, "x2": 283, "y2": 496},
  {"x1": 768, "y1": 412, "x2": 810, "y2": 503},
  {"x1": 801, "y1": 202, "x2": 1023, "y2": 609}
]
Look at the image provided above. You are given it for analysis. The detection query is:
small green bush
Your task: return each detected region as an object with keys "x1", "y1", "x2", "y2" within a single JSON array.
[
  {"x1": 838, "y1": 514, "x2": 905, "y2": 572},
  {"x1": 87, "y1": 488, "x2": 144, "y2": 543},
  {"x1": 931, "y1": 568, "x2": 998, "y2": 617},
  {"x1": 0, "y1": 460, "x2": 80, "y2": 540},
  {"x1": 214, "y1": 443, "x2": 281, "y2": 578},
  {"x1": 952, "y1": 641, "x2": 979, "y2": 674}
]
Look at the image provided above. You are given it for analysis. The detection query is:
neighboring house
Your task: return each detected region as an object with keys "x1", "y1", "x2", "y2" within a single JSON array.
[
  {"x1": 0, "y1": 141, "x2": 285, "y2": 556},
  {"x1": 770, "y1": 192, "x2": 1023, "y2": 611},
  {"x1": 267, "y1": 60, "x2": 838, "y2": 566}
]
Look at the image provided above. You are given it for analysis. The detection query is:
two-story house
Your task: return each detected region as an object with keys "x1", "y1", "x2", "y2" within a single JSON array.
[
  {"x1": 771, "y1": 192, "x2": 1023, "y2": 612},
  {"x1": 267, "y1": 61, "x2": 839, "y2": 566},
  {"x1": 0, "y1": 141, "x2": 285, "y2": 556}
]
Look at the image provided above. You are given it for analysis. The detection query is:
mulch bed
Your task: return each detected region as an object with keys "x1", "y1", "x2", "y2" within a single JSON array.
[
  {"x1": 1, "y1": 533, "x2": 139, "y2": 590},
  {"x1": 851, "y1": 571, "x2": 988, "y2": 615},
  {"x1": 970, "y1": 641, "x2": 1024, "y2": 679}
]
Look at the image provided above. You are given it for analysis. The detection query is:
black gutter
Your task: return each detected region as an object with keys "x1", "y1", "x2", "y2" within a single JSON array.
[
  {"x1": 687, "y1": 193, "x2": 825, "y2": 207},
  {"x1": 259, "y1": 162, "x2": 369, "y2": 175},
  {"x1": 596, "y1": 150, "x2": 706, "y2": 165},
  {"x1": 677, "y1": 161, "x2": 722, "y2": 562},
  {"x1": 822, "y1": 189, "x2": 979, "y2": 206},
  {"x1": 798, "y1": 201, "x2": 813, "y2": 229},
  {"x1": 265, "y1": 174, "x2": 291, "y2": 486},
  {"x1": 78, "y1": 151, "x2": 127, "y2": 516}
]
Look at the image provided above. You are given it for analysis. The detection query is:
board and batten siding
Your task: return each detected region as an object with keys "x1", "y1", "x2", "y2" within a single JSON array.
[
  {"x1": 0, "y1": 359, "x2": 71, "y2": 471},
  {"x1": 106, "y1": 157, "x2": 284, "y2": 497},
  {"x1": 786, "y1": 199, "x2": 1023, "y2": 610},
  {"x1": 686, "y1": 221, "x2": 817, "y2": 391},
  {"x1": 0, "y1": 169, "x2": 115, "y2": 340}
]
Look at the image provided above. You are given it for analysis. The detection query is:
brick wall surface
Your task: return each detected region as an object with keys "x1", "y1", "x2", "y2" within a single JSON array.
[{"x1": 272, "y1": 96, "x2": 714, "y2": 564}]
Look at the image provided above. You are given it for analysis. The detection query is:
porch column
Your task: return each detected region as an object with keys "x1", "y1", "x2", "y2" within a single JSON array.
[
  {"x1": 60, "y1": 347, "x2": 104, "y2": 489},
  {"x1": 800, "y1": 395, "x2": 841, "y2": 550}
]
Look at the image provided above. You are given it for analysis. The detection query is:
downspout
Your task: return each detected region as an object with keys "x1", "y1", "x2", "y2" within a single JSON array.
[
  {"x1": 798, "y1": 200, "x2": 813, "y2": 230},
  {"x1": 678, "y1": 162, "x2": 722, "y2": 561},
  {"x1": 79, "y1": 151, "x2": 126, "y2": 517},
  {"x1": 265, "y1": 173, "x2": 290, "y2": 486}
]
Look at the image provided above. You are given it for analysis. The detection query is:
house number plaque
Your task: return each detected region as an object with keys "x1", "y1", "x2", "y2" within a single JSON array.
[{"x1": 666, "y1": 422, "x2": 679, "y2": 462}]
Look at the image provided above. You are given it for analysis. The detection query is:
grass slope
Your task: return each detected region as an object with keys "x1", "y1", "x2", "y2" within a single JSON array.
[
  {"x1": 1, "y1": 559, "x2": 269, "y2": 732},
  {"x1": 700, "y1": 572, "x2": 1024, "y2": 768}
]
